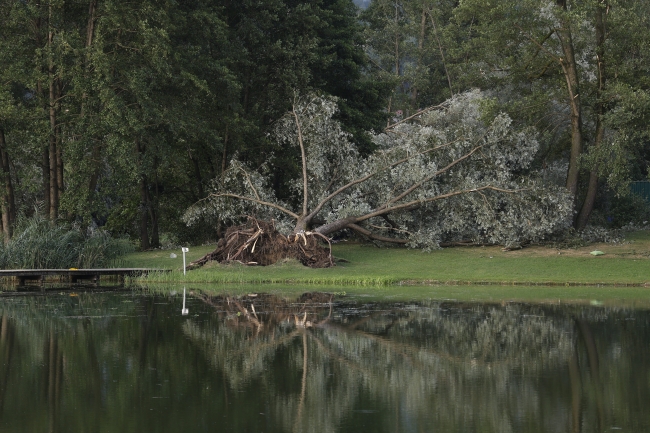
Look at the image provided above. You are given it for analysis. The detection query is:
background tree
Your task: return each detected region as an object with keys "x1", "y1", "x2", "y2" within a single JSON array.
[
  {"x1": 0, "y1": 0, "x2": 386, "y2": 248},
  {"x1": 444, "y1": 0, "x2": 650, "y2": 228},
  {"x1": 361, "y1": 0, "x2": 457, "y2": 119}
]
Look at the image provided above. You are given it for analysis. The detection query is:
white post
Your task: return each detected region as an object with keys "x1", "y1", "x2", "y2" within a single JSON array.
[{"x1": 182, "y1": 247, "x2": 189, "y2": 275}]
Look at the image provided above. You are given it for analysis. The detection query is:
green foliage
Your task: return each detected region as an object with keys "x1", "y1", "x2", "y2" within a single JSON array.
[
  {"x1": 592, "y1": 193, "x2": 650, "y2": 229},
  {"x1": 0, "y1": 0, "x2": 388, "y2": 247},
  {"x1": 2, "y1": 0, "x2": 650, "y2": 244},
  {"x1": 445, "y1": 0, "x2": 650, "y2": 225},
  {"x1": 0, "y1": 214, "x2": 133, "y2": 269}
]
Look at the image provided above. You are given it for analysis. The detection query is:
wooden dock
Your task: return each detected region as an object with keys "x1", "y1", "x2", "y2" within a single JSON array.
[{"x1": 0, "y1": 268, "x2": 168, "y2": 287}]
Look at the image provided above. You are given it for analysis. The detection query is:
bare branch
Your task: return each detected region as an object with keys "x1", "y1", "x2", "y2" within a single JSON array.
[
  {"x1": 523, "y1": 29, "x2": 555, "y2": 70},
  {"x1": 385, "y1": 102, "x2": 448, "y2": 131},
  {"x1": 209, "y1": 193, "x2": 300, "y2": 219},
  {"x1": 357, "y1": 185, "x2": 527, "y2": 222},
  {"x1": 514, "y1": 24, "x2": 561, "y2": 63},
  {"x1": 427, "y1": 9, "x2": 454, "y2": 97},
  {"x1": 347, "y1": 223, "x2": 409, "y2": 244},
  {"x1": 292, "y1": 98, "x2": 309, "y2": 216},
  {"x1": 368, "y1": 223, "x2": 412, "y2": 235},
  {"x1": 236, "y1": 165, "x2": 261, "y2": 200}
]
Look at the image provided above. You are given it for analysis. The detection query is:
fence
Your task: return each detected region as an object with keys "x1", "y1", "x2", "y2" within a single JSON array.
[{"x1": 630, "y1": 181, "x2": 650, "y2": 202}]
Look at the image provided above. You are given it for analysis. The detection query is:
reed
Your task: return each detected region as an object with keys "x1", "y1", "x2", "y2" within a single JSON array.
[{"x1": 0, "y1": 214, "x2": 134, "y2": 269}]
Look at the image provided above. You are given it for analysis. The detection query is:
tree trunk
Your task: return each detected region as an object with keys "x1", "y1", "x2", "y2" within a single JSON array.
[
  {"x1": 411, "y1": 5, "x2": 427, "y2": 108},
  {"x1": 37, "y1": 78, "x2": 50, "y2": 215},
  {"x1": 88, "y1": 144, "x2": 102, "y2": 196},
  {"x1": 42, "y1": 145, "x2": 50, "y2": 215},
  {"x1": 427, "y1": 9, "x2": 453, "y2": 97},
  {"x1": 221, "y1": 125, "x2": 228, "y2": 176},
  {"x1": 556, "y1": 0, "x2": 583, "y2": 202},
  {"x1": 0, "y1": 128, "x2": 16, "y2": 241},
  {"x1": 394, "y1": 2, "x2": 400, "y2": 78},
  {"x1": 136, "y1": 141, "x2": 150, "y2": 250},
  {"x1": 149, "y1": 172, "x2": 160, "y2": 248},
  {"x1": 84, "y1": 1, "x2": 102, "y2": 202},
  {"x1": 56, "y1": 120, "x2": 63, "y2": 202},
  {"x1": 576, "y1": 2, "x2": 607, "y2": 230},
  {"x1": 189, "y1": 151, "x2": 204, "y2": 200},
  {"x1": 33, "y1": 8, "x2": 50, "y2": 217},
  {"x1": 48, "y1": 5, "x2": 59, "y2": 220},
  {"x1": 139, "y1": 175, "x2": 150, "y2": 250},
  {"x1": 150, "y1": 209, "x2": 159, "y2": 248},
  {"x1": 48, "y1": 86, "x2": 58, "y2": 220},
  {"x1": 85, "y1": 1, "x2": 98, "y2": 53},
  {"x1": 313, "y1": 217, "x2": 357, "y2": 236}
]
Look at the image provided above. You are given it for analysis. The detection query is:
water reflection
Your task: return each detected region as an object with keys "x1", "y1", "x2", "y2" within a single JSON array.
[{"x1": 0, "y1": 291, "x2": 647, "y2": 432}]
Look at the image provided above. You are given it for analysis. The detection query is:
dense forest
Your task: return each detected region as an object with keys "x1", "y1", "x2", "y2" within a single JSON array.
[{"x1": 1, "y1": 0, "x2": 649, "y2": 249}]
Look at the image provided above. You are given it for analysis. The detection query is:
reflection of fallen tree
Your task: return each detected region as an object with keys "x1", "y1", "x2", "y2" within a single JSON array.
[
  {"x1": 188, "y1": 218, "x2": 333, "y2": 269},
  {"x1": 186, "y1": 294, "x2": 575, "y2": 371},
  {"x1": 183, "y1": 294, "x2": 578, "y2": 433},
  {"x1": 194, "y1": 291, "x2": 333, "y2": 331},
  {"x1": 182, "y1": 292, "x2": 335, "y2": 388}
]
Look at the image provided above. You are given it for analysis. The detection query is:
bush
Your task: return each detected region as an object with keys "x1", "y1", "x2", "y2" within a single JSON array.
[
  {"x1": 590, "y1": 193, "x2": 650, "y2": 229},
  {"x1": 0, "y1": 214, "x2": 134, "y2": 269}
]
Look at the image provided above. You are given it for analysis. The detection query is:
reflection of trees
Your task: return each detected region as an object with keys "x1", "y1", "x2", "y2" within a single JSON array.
[
  {"x1": 0, "y1": 316, "x2": 15, "y2": 413},
  {"x1": 0, "y1": 292, "x2": 648, "y2": 432},
  {"x1": 43, "y1": 330, "x2": 63, "y2": 432},
  {"x1": 185, "y1": 295, "x2": 580, "y2": 433},
  {"x1": 0, "y1": 294, "x2": 221, "y2": 432},
  {"x1": 179, "y1": 294, "x2": 650, "y2": 433}
]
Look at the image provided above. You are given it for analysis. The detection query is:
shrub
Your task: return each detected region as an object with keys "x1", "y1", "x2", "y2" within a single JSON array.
[{"x1": 0, "y1": 214, "x2": 134, "y2": 269}]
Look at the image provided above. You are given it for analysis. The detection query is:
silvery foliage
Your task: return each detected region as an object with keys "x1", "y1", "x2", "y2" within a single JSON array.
[
  {"x1": 185, "y1": 90, "x2": 573, "y2": 248},
  {"x1": 183, "y1": 158, "x2": 298, "y2": 235},
  {"x1": 361, "y1": 90, "x2": 572, "y2": 248}
]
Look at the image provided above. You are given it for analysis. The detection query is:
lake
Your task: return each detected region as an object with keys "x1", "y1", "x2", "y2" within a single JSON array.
[{"x1": 0, "y1": 288, "x2": 648, "y2": 432}]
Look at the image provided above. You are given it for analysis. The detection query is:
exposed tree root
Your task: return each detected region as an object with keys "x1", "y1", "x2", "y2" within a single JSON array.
[{"x1": 188, "y1": 217, "x2": 334, "y2": 269}]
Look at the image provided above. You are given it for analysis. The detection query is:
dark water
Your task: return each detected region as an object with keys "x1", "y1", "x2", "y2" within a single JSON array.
[{"x1": 0, "y1": 290, "x2": 648, "y2": 433}]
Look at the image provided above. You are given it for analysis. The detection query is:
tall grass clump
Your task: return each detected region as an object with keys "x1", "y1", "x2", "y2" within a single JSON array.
[{"x1": 0, "y1": 214, "x2": 134, "y2": 269}]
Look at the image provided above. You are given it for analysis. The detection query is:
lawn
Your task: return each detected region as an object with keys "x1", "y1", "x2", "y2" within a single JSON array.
[{"x1": 124, "y1": 231, "x2": 650, "y2": 287}]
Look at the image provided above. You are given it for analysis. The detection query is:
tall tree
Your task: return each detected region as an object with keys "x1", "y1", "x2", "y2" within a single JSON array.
[
  {"x1": 446, "y1": 0, "x2": 650, "y2": 228},
  {"x1": 361, "y1": 0, "x2": 456, "y2": 117}
]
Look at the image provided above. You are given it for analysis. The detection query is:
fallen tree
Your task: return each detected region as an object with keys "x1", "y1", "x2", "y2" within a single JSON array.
[
  {"x1": 185, "y1": 91, "x2": 572, "y2": 267},
  {"x1": 188, "y1": 218, "x2": 333, "y2": 269}
]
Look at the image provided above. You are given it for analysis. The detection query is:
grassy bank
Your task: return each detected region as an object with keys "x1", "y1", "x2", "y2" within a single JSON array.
[
  {"x1": 125, "y1": 231, "x2": 650, "y2": 287},
  {"x1": 138, "y1": 283, "x2": 650, "y2": 308}
]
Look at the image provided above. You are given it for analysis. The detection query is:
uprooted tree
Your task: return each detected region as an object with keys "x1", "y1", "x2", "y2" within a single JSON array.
[{"x1": 184, "y1": 90, "x2": 573, "y2": 267}]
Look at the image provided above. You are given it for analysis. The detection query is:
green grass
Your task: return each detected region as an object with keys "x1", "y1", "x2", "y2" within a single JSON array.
[
  {"x1": 124, "y1": 236, "x2": 650, "y2": 287},
  {"x1": 137, "y1": 283, "x2": 650, "y2": 308}
]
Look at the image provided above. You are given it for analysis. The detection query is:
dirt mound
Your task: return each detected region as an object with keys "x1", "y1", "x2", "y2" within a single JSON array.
[{"x1": 189, "y1": 218, "x2": 333, "y2": 269}]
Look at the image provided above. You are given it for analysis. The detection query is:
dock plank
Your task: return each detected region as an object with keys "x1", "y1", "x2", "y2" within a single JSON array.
[{"x1": 0, "y1": 268, "x2": 169, "y2": 287}]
